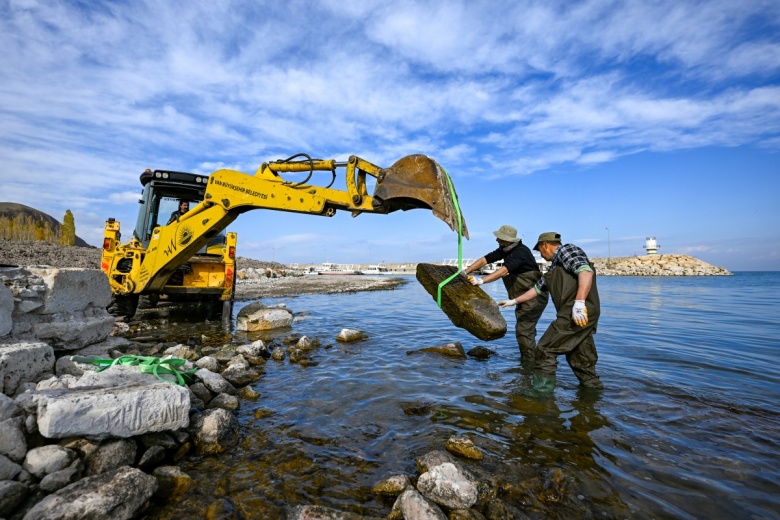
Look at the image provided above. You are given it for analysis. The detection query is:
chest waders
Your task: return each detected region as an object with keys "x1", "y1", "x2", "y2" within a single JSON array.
[
  {"x1": 532, "y1": 263, "x2": 603, "y2": 391},
  {"x1": 502, "y1": 271, "x2": 548, "y2": 359}
]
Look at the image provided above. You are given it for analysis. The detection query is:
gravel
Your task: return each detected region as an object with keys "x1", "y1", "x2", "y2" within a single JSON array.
[{"x1": 0, "y1": 239, "x2": 407, "y2": 298}]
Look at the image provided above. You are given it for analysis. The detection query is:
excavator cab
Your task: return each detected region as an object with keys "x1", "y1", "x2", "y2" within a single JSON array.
[{"x1": 103, "y1": 169, "x2": 237, "y2": 319}]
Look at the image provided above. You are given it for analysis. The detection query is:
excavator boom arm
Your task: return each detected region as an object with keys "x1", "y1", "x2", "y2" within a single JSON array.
[{"x1": 114, "y1": 154, "x2": 467, "y2": 295}]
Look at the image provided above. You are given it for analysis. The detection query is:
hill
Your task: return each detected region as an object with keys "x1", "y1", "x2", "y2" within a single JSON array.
[{"x1": 0, "y1": 202, "x2": 90, "y2": 247}]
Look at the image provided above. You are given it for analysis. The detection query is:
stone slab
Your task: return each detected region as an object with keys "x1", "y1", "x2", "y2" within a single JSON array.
[
  {"x1": 416, "y1": 263, "x2": 506, "y2": 341},
  {"x1": 29, "y1": 382, "x2": 189, "y2": 439}
]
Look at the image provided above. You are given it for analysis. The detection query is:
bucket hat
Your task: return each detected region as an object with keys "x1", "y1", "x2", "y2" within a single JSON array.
[{"x1": 493, "y1": 225, "x2": 520, "y2": 243}]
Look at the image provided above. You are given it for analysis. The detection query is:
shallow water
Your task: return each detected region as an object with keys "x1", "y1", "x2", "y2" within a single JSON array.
[{"x1": 137, "y1": 272, "x2": 780, "y2": 519}]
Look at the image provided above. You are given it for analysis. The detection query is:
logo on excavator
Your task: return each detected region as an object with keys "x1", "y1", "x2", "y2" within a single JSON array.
[{"x1": 178, "y1": 225, "x2": 194, "y2": 247}]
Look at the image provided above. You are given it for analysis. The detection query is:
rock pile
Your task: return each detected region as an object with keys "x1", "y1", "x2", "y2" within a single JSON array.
[
  {"x1": 0, "y1": 266, "x2": 273, "y2": 519},
  {"x1": 590, "y1": 254, "x2": 732, "y2": 276}
]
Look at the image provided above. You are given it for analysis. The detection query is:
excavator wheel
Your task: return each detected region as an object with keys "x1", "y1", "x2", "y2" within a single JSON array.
[{"x1": 110, "y1": 294, "x2": 139, "y2": 320}]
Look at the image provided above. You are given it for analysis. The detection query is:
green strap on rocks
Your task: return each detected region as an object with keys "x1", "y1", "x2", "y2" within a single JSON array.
[
  {"x1": 70, "y1": 355, "x2": 198, "y2": 386},
  {"x1": 436, "y1": 167, "x2": 465, "y2": 308}
]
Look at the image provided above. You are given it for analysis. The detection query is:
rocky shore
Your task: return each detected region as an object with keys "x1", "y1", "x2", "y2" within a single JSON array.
[
  {"x1": 590, "y1": 254, "x2": 732, "y2": 276},
  {"x1": 0, "y1": 240, "x2": 733, "y2": 518}
]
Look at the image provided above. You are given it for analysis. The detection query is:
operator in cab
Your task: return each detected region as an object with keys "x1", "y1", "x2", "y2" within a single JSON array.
[
  {"x1": 462, "y1": 224, "x2": 548, "y2": 361},
  {"x1": 167, "y1": 200, "x2": 189, "y2": 225}
]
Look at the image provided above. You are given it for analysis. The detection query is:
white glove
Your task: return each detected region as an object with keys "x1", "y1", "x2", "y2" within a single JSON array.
[
  {"x1": 468, "y1": 276, "x2": 483, "y2": 286},
  {"x1": 572, "y1": 300, "x2": 588, "y2": 327},
  {"x1": 498, "y1": 299, "x2": 517, "y2": 308}
]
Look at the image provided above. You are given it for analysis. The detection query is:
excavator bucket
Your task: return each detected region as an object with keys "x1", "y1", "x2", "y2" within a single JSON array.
[{"x1": 372, "y1": 155, "x2": 469, "y2": 238}]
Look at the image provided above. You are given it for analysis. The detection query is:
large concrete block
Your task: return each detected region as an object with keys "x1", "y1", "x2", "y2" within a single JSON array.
[
  {"x1": 33, "y1": 314, "x2": 115, "y2": 350},
  {"x1": 416, "y1": 264, "x2": 506, "y2": 341},
  {"x1": 31, "y1": 267, "x2": 112, "y2": 314},
  {"x1": 31, "y1": 382, "x2": 190, "y2": 439},
  {"x1": 0, "y1": 342, "x2": 55, "y2": 396}
]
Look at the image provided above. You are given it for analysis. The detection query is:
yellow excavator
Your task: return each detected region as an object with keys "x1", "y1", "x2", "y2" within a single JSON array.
[{"x1": 100, "y1": 153, "x2": 468, "y2": 319}]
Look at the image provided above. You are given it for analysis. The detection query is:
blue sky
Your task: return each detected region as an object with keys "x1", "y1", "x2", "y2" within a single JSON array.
[{"x1": 1, "y1": 0, "x2": 778, "y2": 271}]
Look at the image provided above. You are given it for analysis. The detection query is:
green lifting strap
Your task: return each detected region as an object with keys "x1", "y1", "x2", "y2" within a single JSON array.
[
  {"x1": 70, "y1": 355, "x2": 198, "y2": 386},
  {"x1": 436, "y1": 167, "x2": 465, "y2": 308}
]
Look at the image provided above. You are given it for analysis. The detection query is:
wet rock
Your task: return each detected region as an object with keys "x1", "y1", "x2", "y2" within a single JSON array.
[
  {"x1": 450, "y1": 509, "x2": 487, "y2": 520},
  {"x1": 0, "y1": 453, "x2": 22, "y2": 481},
  {"x1": 417, "y1": 462, "x2": 478, "y2": 510},
  {"x1": 153, "y1": 465, "x2": 194, "y2": 500},
  {"x1": 225, "y1": 354, "x2": 248, "y2": 367},
  {"x1": 416, "y1": 450, "x2": 460, "y2": 473},
  {"x1": 466, "y1": 346, "x2": 496, "y2": 360},
  {"x1": 336, "y1": 329, "x2": 368, "y2": 342},
  {"x1": 84, "y1": 438, "x2": 137, "y2": 476},
  {"x1": 163, "y1": 345, "x2": 199, "y2": 361},
  {"x1": 392, "y1": 488, "x2": 447, "y2": 520},
  {"x1": 189, "y1": 408, "x2": 239, "y2": 455},
  {"x1": 140, "y1": 432, "x2": 178, "y2": 450},
  {"x1": 446, "y1": 436, "x2": 484, "y2": 460},
  {"x1": 0, "y1": 393, "x2": 20, "y2": 420},
  {"x1": 205, "y1": 497, "x2": 239, "y2": 520},
  {"x1": 416, "y1": 264, "x2": 506, "y2": 341},
  {"x1": 22, "y1": 445, "x2": 77, "y2": 479},
  {"x1": 408, "y1": 341, "x2": 467, "y2": 359},
  {"x1": 189, "y1": 382, "x2": 213, "y2": 405},
  {"x1": 236, "y1": 307, "x2": 293, "y2": 331},
  {"x1": 208, "y1": 393, "x2": 239, "y2": 411},
  {"x1": 22, "y1": 466, "x2": 157, "y2": 520},
  {"x1": 237, "y1": 385, "x2": 260, "y2": 400},
  {"x1": 220, "y1": 364, "x2": 260, "y2": 387},
  {"x1": 0, "y1": 416, "x2": 27, "y2": 462},
  {"x1": 39, "y1": 459, "x2": 82, "y2": 492},
  {"x1": 236, "y1": 340, "x2": 269, "y2": 359},
  {"x1": 0, "y1": 480, "x2": 29, "y2": 518},
  {"x1": 296, "y1": 335, "x2": 314, "y2": 350},
  {"x1": 195, "y1": 368, "x2": 237, "y2": 395},
  {"x1": 485, "y1": 497, "x2": 530, "y2": 519},
  {"x1": 137, "y1": 445, "x2": 166, "y2": 471},
  {"x1": 371, "y1": 474, "x2": 412, "y2": 495},
  {"x1": 287, "y1": 504, "x2": 375, "y2": 519},
  {"x1": 195, "y1": 356, "x2": 220, "y2": 371},
  {"x1": 271, "y1": 347, "x2": 285, "y2": 361}
]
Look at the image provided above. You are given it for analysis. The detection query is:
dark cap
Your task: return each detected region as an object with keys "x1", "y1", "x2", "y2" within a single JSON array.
[{"x1": 533, "y1": 231, "x2": 561, "y2": 250}]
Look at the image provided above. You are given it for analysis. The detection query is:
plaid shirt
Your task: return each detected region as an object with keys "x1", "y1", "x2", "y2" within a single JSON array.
[{"x1": 535, "y1": 243, "x2": 592, "y2": 294}]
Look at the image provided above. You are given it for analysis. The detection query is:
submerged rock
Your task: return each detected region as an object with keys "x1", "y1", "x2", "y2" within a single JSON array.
[
  {"x1": 416, "y1": 264, "x2": 506, "y2": 341},
  {"x1": 22, "y1": 466, "x2": 157, "y2": 520}
]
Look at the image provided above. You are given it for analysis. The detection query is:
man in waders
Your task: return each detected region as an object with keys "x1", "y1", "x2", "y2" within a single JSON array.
[
  {"x1": 499, "y1": 232, "x2": 603, "y2": 393},
  {"x1": 463, "y1": 225, "x2": 548, "y2": 361}
]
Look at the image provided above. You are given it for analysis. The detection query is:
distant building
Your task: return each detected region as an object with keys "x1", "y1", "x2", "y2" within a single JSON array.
[{"x1": 644, "y1": 237, "x2": 660, "y2": 255}]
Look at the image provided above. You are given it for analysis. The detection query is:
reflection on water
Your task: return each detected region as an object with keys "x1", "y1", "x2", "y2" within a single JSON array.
[{"x1": 137, "y1": 273, "x2": 780, "y2": 519}]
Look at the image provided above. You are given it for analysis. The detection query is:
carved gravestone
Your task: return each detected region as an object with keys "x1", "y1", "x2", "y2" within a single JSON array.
[{"x1": 416, "y1": 264, "x2": 506, "y2": 341}]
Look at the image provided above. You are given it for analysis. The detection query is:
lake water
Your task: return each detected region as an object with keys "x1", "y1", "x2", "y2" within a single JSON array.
[{"x1": 140, "y1": 272, "x2": 780, "y2": 519}]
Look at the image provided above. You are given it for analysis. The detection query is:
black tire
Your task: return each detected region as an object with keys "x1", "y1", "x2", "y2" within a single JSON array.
[{"x1": 112, "y1": 294, "x2": 139, "y2": 319}]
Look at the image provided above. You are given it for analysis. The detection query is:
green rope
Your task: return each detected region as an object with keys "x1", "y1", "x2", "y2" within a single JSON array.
[
  {"x1": 436, "y1": 167, "x2": 465, "y2": 308},
  {"x1": 70, "y1": 355, "x2": 198, "y2": 386}
]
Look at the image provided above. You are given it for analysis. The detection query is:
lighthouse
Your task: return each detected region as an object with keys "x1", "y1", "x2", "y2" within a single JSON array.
[{"x1": 644, "y1": 237, "x2": 660, "y2": 255}]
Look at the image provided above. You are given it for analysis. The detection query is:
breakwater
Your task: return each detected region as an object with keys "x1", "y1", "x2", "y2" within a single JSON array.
[{"x1": 590, "y1": 254, "x2": 732, "y2": 276}]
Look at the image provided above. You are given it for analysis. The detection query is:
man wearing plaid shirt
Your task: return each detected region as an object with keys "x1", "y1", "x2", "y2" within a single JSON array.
[{"x1": 500, "y1": 231, "x2": 603, "y2": 393}]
